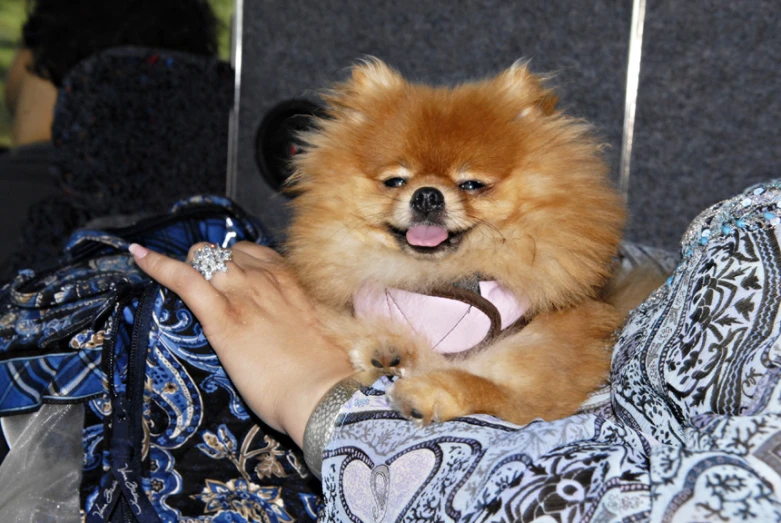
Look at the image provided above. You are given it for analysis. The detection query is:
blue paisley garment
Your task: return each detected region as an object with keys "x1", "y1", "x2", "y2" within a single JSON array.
[
  {"x1": 0, "y1": 196, "x2": 320, "y2": 522},
  {"x1": 319, "y1": 181, "x2": 781, "y2": 522}
]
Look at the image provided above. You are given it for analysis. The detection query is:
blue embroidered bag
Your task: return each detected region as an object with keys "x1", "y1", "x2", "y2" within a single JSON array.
[{"x1": 0, "y1": 197, "x2": 321, "y2": 522}]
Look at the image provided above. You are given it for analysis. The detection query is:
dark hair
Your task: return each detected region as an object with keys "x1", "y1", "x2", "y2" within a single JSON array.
[{"x1": 22, "y1": 0, "x2": 219, "y2": 86}]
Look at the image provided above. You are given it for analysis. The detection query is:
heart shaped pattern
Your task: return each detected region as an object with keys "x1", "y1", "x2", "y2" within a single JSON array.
[{"x1": 342, "y1": 449, "x2": 437, "y2": 522}]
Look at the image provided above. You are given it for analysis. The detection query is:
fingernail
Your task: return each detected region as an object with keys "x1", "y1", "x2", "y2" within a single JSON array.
[{"x1": 128, "y1": 243, "x2": 149, "y2": 259}]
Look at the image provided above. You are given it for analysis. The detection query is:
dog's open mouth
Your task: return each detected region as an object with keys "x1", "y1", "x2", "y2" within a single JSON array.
[{"x1": 387, "y1": 224, "x2": 468, "y2": 255}]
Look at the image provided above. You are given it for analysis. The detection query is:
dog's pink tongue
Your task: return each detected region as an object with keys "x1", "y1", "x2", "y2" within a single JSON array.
[{"x1": 406, "y1": 225, "x2": 449, "y2": 247}]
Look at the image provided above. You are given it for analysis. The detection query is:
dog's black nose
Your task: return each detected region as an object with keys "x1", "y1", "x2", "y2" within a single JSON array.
[{"x1": 411, "y1": 187, "x2": 445, "y2": 214}]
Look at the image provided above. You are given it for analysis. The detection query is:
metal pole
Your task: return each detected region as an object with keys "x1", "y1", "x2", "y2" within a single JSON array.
[
  {"x1": 226, "y1": 0, "x2": 245, "y2": 199},
  {"x1": 619, "y1": 0, "x2": 647, "y2": 200}
]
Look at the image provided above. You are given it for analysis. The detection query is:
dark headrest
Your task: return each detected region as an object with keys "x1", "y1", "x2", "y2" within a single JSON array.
[
  {"x1": 52, "y1": 46, "x2": 232, "y2": 217},
  {"x1": 6, "y1": 47, "x2": 233, "y2": 277}
]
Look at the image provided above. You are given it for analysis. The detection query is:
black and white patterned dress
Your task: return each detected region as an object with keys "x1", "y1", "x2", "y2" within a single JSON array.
[{"x1": 320, "y1": 182, "x2": 781, "y2": 522}]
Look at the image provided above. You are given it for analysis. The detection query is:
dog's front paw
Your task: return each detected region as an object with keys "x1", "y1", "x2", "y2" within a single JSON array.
[
  {"x1": 349, "y1": 341, "x2": 415, "y2": 377},
  {"x1": 388, "y1": 374, "x2": 466, "y2": 424}
]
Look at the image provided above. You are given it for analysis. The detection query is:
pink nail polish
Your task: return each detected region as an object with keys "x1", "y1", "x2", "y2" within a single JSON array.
[{"x1": 129, "y1": 243, "x2": 149, "y2": 259}]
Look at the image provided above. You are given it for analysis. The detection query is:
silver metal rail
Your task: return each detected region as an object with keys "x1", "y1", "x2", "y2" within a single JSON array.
[{"x1": 619, "y1": 0, "x2": 648, "y2": 199}]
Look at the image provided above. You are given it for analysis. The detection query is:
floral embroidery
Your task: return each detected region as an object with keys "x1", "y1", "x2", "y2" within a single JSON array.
[
  {"x1": 191, "y1": 425, "x2": 305, "y2": 521},
  {"x1": 193, "y1": 479, "x2": 293, "y2": 523},
  {"x1": 197, "y1": 425, "x2": 308, "y2": 482}
]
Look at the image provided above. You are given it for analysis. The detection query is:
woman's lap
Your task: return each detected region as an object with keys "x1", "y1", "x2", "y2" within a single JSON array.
[{"x1": 322, "y1": 180, "x2": 781, "y2": 522}]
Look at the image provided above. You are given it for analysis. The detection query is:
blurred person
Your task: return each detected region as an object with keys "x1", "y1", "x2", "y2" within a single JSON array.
[
  {"x1": 0, "y1": 0, "x2": 219, "y2": 280},
  {"x1": 0, "y1": 47, "x2": 59, "y2": 279}
]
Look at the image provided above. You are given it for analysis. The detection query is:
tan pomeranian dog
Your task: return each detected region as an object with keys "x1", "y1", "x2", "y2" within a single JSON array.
[{"x1": 285, "y1": 58, "x2": 644, "y2": 426}]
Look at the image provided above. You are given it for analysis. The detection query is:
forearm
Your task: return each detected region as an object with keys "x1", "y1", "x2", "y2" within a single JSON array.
[{"x1": 208, "y1": 334, "x2": 354, "y2": 448}]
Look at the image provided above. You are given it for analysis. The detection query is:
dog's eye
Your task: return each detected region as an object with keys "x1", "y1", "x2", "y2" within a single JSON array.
[
  {"x1": 383, "y1": 177, "x2": 408, "y2": 188},
  {"x1": 458, "y1": 180, "x2": 486, "y2": 191}
]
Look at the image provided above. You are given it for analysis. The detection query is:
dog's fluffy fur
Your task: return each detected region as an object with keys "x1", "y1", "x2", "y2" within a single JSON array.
[{"x1": 286, "y1": 59, "x2": 631, "y2": 425}]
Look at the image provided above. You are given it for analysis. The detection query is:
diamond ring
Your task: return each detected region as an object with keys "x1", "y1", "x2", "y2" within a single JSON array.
[{"x1": 191, "y1": 244, "x2": 233, "y2": 281}]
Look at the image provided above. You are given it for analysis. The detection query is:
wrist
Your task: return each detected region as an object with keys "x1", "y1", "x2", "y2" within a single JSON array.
[
  {"x1": 300, "y1": 370, "x2": 382, "y2": 479},
  {"x1": 301, "y1": 374, "x2": 366, "y2": 479},
  {"x1": 280, "y1": 359, "x2": 354, "y2": 448}
]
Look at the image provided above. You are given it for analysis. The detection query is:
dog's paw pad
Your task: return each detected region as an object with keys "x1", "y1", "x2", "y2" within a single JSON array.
[
  {"x1": 352, "y1": 344, "x2": 411, "y2": 376},
  {"x1": 370, "y1": 355, "x2": 401, "y2": 369},
  {"x1": 388, "y1": 377, "x2": 462, "y2": 424},
  {"x1": 409, "y1": 408, "x2": 424, "y2": 420}
]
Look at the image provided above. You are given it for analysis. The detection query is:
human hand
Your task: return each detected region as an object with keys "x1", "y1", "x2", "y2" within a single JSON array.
[{"x1": 128, "y1": 241, "x2": 354, "y2": 447}]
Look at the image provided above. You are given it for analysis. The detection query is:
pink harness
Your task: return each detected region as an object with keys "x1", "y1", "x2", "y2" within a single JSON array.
[{"x1": 353, "y1": 281, "x2": 530, "y2": 356}]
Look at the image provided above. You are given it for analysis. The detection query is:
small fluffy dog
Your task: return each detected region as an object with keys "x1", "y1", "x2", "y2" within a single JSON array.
[{"x1": 286, "y1": 59, "x2": 637, "y2": 425}]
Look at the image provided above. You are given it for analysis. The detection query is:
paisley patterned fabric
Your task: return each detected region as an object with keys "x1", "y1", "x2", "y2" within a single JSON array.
[
  {"x1": 83, "y1": 286, "x2": 320, "y2": 522},
  {"x1": 320, "y1": 181, "x2": 781, "y2": 522},
  {"x1": 6, "y1": 182, "x2": 781, "y2": 521},
  {"x1": 0, "y1": 196, "x2": 320, "y2": 522},
  {"x1": 0, "y1": 196, "x2": 254, "y2": 416}
]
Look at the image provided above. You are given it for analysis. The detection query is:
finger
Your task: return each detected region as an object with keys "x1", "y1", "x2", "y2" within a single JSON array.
[
  {"x1": 232, "y1": 245, "x2": 314, "y2": 310},
  {"x1": 181, "y1": 243, "x2": 278, "y2": 299},
  {"x1": 231, "y1": 242, "x2": 284, "y2": 264},
  {"x1": 185, "y1": 242, "x2": 253, "y2": 290},
  {"x1": 129, "y1": 244, "x2": 228, "y2": 320},
  {"x1": 185, "y1": 242, "x2": 280, "y2": 265},
  {"x1": 183, "y1": 242, "x2": 305, "y2": 310},
  {"x1": 185, "y1": 242, "x2": 222, "y2": 264},
  {"x1": 202, "y1": 243, "x2": 288, "y2": 293}
]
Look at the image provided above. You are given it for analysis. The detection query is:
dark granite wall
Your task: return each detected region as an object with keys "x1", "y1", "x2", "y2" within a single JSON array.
[{"x1": 629, "y1": 0, "x2": 781, "y2": 248}]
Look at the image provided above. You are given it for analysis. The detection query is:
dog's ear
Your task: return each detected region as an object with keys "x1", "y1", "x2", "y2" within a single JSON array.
[
  {"x1": 322, "y1": 58, "x2": 403, "y2": 114},
  {"x1": 498, "y1": 61, "x2": 559, "y2": 117},
  {"x1": 349, "y1": 57, "x2": 403, "y2": 92}
]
